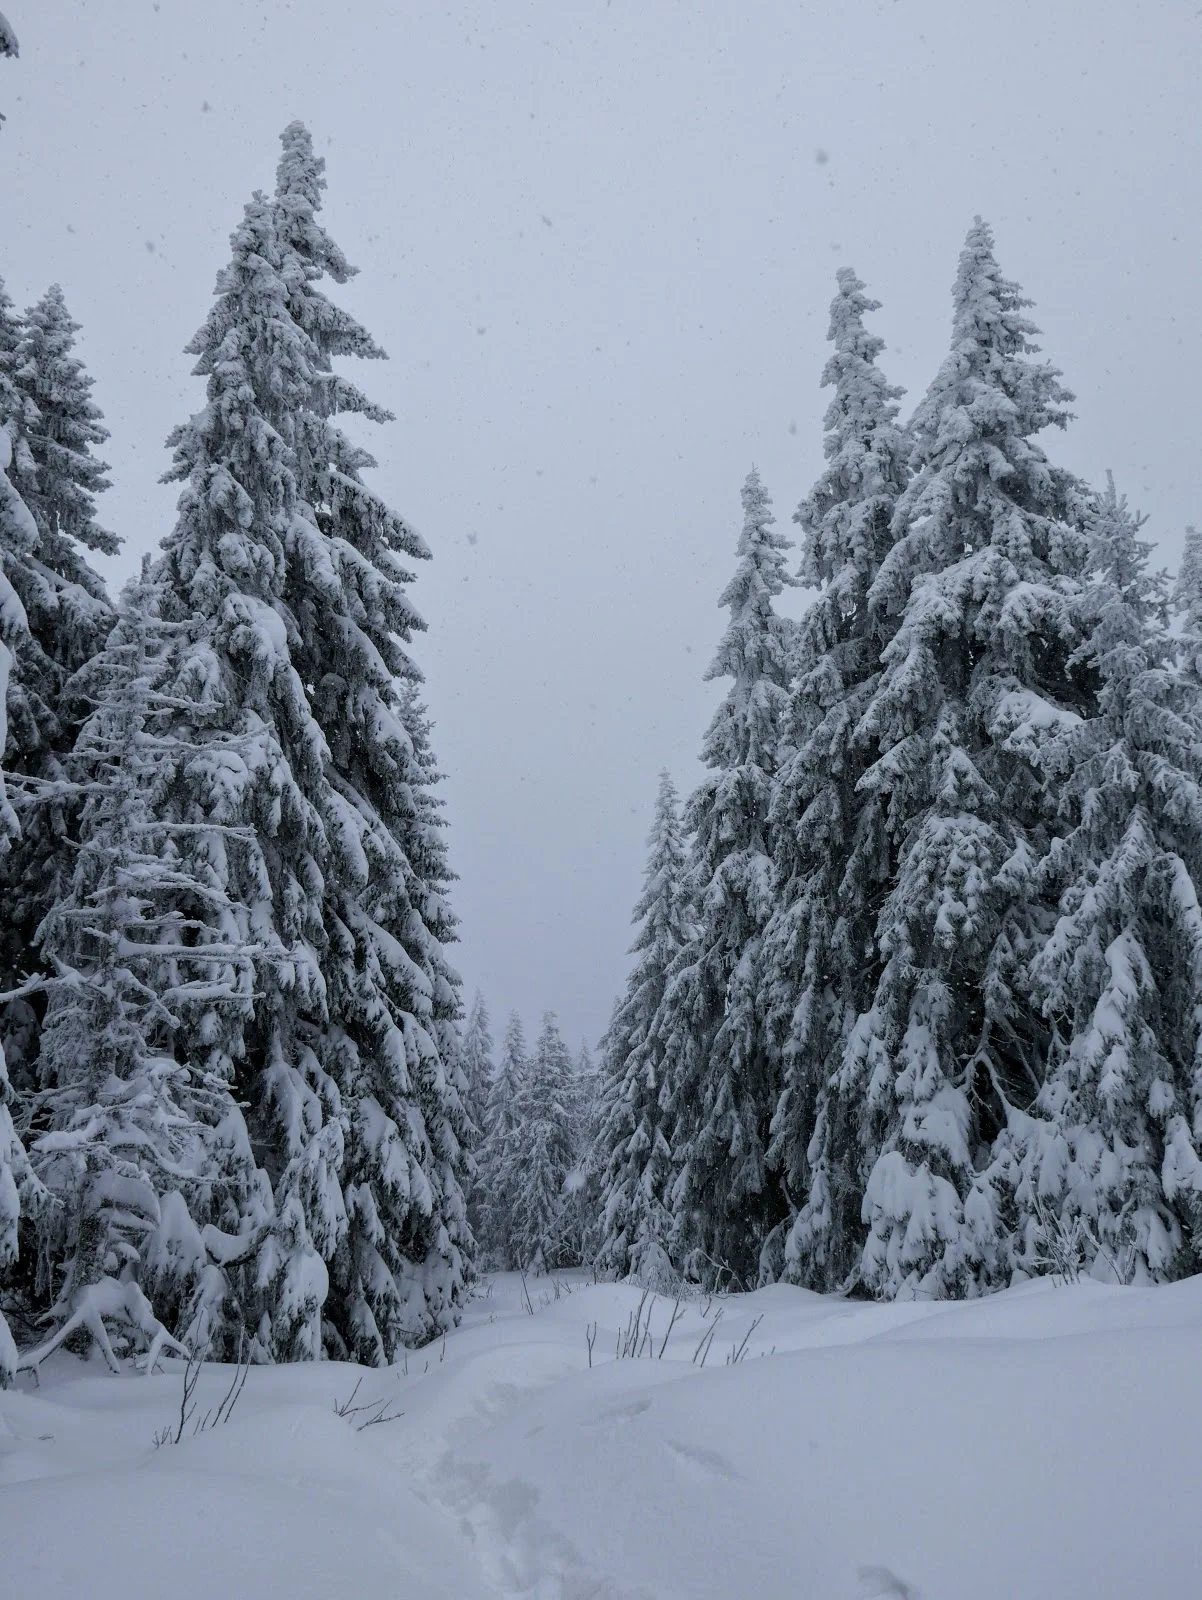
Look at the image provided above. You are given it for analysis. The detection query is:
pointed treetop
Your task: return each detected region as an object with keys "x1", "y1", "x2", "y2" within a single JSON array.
[
  {"x1": 1068, "y1": 472, "x2": 1166, "y2": 704},
  {"x1": 953, "y1": 215, "x2": 1034, "y2": 342},
  {"x1": 18, "y1": 282, "x2": 118, "y2": 557},
  {"x1": 1088, "y1": 472, "x2": 1155, "y2": 599},
  {"x1": 869, "y1": 218, "x2": 1082, "y2": 623},
  {"x1": 274, "y1": 119, "x2": 361, "y2": 291},
  {"x1": 707, "y1": 468, "x2": 796, "y2": 682},
  {"x1": 161, "y1": 186, "x2": 319, "y2": 611},
  {"x1": 630, "y1": 767, "x2": 690, "y2": 945},
  {"x1": 797, "y1": 265, "x2": 906, "y2": 591},
  {"x1": 819, "y1": 266, "x2": 901, "y2": 436},
  {"x1": 936, "y1": 215, "x2": 1074, "y2": 431},
  {"x1": 902, "y1": 217, "x2": 1073, "y2": 475},
  {"x1": 500, "y1": 1010, "x2": 527, "y2": 1065},
  {"x1": 700, "y1": 470, "x2": 798, "y2": 777},
  {"x1": 462, "y1": 990, "x2": 494, "y2": 1063},
  {"x1": 276, "y1": 121, "x2": 327, "y2": 214},
  {"x1": 652, "y1": 765, "x2": 679, "y2": 820}
]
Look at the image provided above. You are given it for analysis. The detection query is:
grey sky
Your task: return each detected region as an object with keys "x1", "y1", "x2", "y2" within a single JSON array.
[{"x1": 2, "y1": 0, "x2": 1199, "y2": 1048}]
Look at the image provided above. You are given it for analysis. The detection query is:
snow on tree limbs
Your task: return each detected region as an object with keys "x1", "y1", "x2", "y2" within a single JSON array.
[{"x1": 3, "y1": 122, "x2": 469, "y2": 1371}]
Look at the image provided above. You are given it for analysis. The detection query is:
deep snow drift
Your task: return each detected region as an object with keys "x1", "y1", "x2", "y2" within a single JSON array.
[{"x1": 2, "y1": 1270, "x2": 1199, "y2": 1598}]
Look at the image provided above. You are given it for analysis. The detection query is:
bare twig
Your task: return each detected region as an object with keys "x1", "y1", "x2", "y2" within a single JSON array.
[
  {"x1": 210, "y1": 1337, "x2": 250, "y2": 1426},
  {"x1": 160, "y1": 1332, "x2": 250, "y2": 1446},
  {"x1": 357, "y1": 1402, "x2": 404, "y2": 1431},
  {"x1": 620, "y1": 1288, "x2": 652, "y2": 1358},
  {"x1": 173, "y1": 1346, "x2": 203, "y2": 1443},
  {"x1": 692, "y1": 1306, "x2": 723, "y2": 1367},
  {"x1": 657, "y1": 1295, "x2": 685, "y2": 1359},
  {"x1": 726, "y1": 1314, "x2": 763, "y2": 1366},
  {"x1": 333, "y1": 1376, "x2": 364, "y2": 1417},
  {"x1": 696, "y1": 1251, "x2": 745, "y2": 1296},
  {"x1": 333, "y1": 1379, "x2": 405, "y2": 1432},
  {"x1": 586, "y1": 1321, "x2": 598, "y2": 1368}
]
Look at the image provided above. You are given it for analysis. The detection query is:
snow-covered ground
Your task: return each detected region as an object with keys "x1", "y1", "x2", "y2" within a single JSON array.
[{"x1": 3, "y1": 1270, "x2": 1200, "y2": 1599}]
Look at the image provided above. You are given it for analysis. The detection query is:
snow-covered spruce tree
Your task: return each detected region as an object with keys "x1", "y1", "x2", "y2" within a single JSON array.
[
  {"x1": 267, "y1": 122, "x2": 470, "y2": 1355},
  {"x1": 660, "y1": 469, "x2": 798, "y2": 1289},
  {"x1": 459, "y1": 990, "x2": 494, "y2": 1249},
  {"x1": 23, "y1": 565, "x2": 275, "y2": 1368},
  {"x1": 757, "y1": 268, "x2": 909, "y2": 1290},
  {"x1": 563, "y1": 1038, "x2": 601, "y2": 1266},
  {"x1": 15, "y1": 285, "x2": 116, "y2": 574},
  {"x1": 0, "y1": 283, "x2": 117, "y2": 1085},
  {"x1": 845, "y1": 219, "x2": 1090, "y2": 1299},
  {"x1": 595, "y1": 769, "x2": 693, "y2": 1283},
  {"x1": 151, "y1": 187, "x2": 342, "y2": 1361},
  {"x1": 991, "y1": 477, "x2": 1202, "y2": 1283},
  {"x1": 476, "y1": 1010, "x2": 528, "y2": 1266},
  {"x1": 461, "y1": 990, "x2": 494, "y2": 1148},
  {"x1": 508, "y1": 1011, "x2": 580, "y2": 1272},
  {"x1": 0, "y1": 419, "x2": 38, "y2": 1384}
]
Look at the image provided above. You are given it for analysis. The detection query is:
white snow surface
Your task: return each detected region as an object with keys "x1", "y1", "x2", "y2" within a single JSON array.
[{"x1": 3, "y1": 1269, "x2": 1200, "y2": 1598}]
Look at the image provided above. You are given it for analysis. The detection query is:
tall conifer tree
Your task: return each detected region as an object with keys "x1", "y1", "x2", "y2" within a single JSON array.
[
  {"x1": 994, "y1": 478, "x2": 1202, "y2": 1282},
  {"x1": 759, "y1": 268, "x2": 909, "y2": 1288},
  {"x1": 460, "y1": 990, "x2": 495, "y2": 1148},
  {"x1": 595, "y1": 769, "x2": 692, "y2": 1282},
  {"x1": 661, "y1": 470, "x2": 797, "y2": 1287},
  {"x1": 147, "y1": 187, "x2": 341, "y2": 1359},
  {"x1": 477, "y1": 1011, "x2": 528, "y2": 1266},
  {"x1": 459, "y1": 989, "x2": 493, "y2": 1250},
  {"x1": 0, "y1": 283, "x2": 117, "y2": 1081},
  {"x1": 508, "y1": 1011, "x2": 579, "y2": 1272},
  {"x1": 267, "y1": 122, "x2": 470, "y2": 1353},
  {"x1": 846, "y1": 219, "x2": 1090, "y2": 1298}
]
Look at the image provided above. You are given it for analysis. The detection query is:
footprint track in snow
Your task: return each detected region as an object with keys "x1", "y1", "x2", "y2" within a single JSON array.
[
  {"x1": 663, "y1": 1437, "x2": 740, "y2": 1482},
  {"x1": 583, "y1": 1396, "x2": 654, "y2": 1429},
  {"x1": 433, "y1": 1455, "x2": 654, "y2": 1599}
]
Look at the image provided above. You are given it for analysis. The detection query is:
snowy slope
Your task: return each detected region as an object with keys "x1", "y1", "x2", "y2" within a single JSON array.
[{"x1": 3, "y1": 1270, "x2": 1200, "y2": 1599}]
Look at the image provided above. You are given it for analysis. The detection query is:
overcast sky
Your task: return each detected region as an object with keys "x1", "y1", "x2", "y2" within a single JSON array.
[{"x1": 2, "y1": 0, "x2": 1199, "y2": 1049}]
